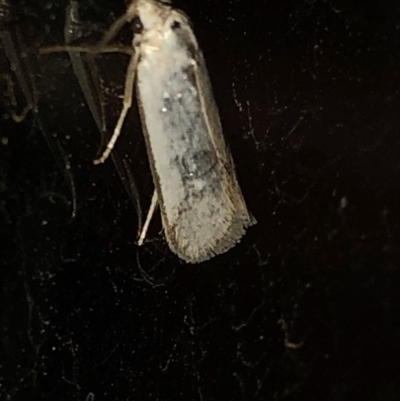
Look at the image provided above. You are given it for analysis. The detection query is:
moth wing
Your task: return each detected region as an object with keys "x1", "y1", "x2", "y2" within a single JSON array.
[{"x1": 162, "y1": 35, "x2": 254, "y2": 263}]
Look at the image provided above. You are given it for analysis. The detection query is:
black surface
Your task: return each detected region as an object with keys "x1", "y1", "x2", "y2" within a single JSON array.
[{"x1": 1, "y1": 0, "x2": 400, "y2": 400}]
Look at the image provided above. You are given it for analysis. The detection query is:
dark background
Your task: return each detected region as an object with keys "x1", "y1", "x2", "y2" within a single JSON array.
[{"x1": 1, "y1": 0, "x2": 400, "y2": 400}]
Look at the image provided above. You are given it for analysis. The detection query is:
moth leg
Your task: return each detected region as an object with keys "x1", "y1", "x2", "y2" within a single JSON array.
[
  {"x1": 93, "y1": 50, "x2": 139, "y2": 164},
  {"x1": 39, "y1": 44, "x2": 134, "y2": 55},
  {"x1": 1, "y1": 73, "x2": 33, "y2": 122},
  {"x1": 138, "y1": 190, "x2": 158, "y2": 246},
  {"x1": 122, "y1": 158, "x2": 143, "y2": 238},
  {"x1": 98, "y1": 1, "x2": 139, "y2": 47},
  {"x1": 98, "y1": 12, "x2": 131, "y2": 47},
  {"x1": 11, "y1": 104, "x2": 32, "y2": 123}
]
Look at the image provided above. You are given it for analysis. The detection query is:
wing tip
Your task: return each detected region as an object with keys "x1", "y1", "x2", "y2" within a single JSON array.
[{"x1": 170, "y1": 211, "x2": 256, "y2": 264}]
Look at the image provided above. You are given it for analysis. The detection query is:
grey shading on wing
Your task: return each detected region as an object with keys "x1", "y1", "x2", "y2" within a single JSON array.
[{"x1": 136, "y1": 8, "x2": 255, "y2": 263}]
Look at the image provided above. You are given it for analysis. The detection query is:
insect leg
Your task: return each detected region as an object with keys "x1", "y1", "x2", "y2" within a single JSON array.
[
  {"x1": 93, "y1": 50, "x2": 139, "y2": 164},
  {"x1": 137, "y1": 190, "x2": 159, "y2": 246}
]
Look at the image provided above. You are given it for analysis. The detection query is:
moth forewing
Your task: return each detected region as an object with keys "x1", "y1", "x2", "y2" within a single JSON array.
[
  {"x1": 171, "y1": 54, "x2": 255, "y2": 263},
  {"x1": 134, "y1": 1, "x2": 255, "y2": 263}
]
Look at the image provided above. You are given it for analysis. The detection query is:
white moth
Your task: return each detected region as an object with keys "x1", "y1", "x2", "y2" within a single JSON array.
[{"x1": 47, "y1": 0, "x2": 256, "y2": 263}]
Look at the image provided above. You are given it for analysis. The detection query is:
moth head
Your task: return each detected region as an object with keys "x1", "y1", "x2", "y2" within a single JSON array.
[
  {"x1": 125, "y1": 0, "x2": 164, "y2": 31},
  {"x1": 126, "y1": 0, "x2": 188, "y2": 35}
]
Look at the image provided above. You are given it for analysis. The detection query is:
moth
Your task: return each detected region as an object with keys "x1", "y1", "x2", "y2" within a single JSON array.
[{"x1": 44, "y1": 0, "x2": 256, "y2": 263}]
